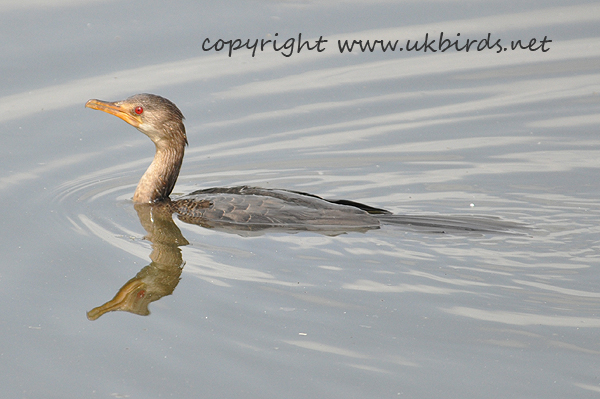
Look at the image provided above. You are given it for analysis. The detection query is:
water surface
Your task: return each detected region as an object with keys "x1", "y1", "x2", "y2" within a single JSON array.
[{"x1": 1, "y1": 1, "x2": 599, "y2": 398}]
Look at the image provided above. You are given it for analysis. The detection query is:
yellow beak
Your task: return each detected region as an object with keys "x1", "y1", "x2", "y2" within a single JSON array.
[{"x1": 85, "y1": 99, "x2": 142, "y2": 128}]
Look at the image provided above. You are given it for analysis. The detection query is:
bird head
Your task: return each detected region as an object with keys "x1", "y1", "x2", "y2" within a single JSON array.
[{"x1": 85, "y1": 93, "x2": 188, "y2": 147}]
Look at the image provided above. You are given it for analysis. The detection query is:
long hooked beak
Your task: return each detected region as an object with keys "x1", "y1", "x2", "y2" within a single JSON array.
[{"x1": 85, "y1": 99, "x2": 142, "y2": 128}]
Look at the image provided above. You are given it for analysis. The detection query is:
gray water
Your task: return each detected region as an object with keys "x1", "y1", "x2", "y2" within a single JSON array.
[{"x1": 1, "y1": 1, "x2": 600, "y2": 398}]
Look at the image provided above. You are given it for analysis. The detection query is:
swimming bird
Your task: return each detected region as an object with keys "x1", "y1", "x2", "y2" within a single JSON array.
[{"x1": 85, "y1": 93, "x2": 520, "y2": 234}]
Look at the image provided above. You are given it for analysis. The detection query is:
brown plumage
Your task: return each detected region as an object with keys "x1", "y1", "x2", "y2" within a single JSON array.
[
  {"x1": 85, "y1": 93, "x2": 523, "y2": 235},
  {"x1": 86, "y1": 94, "x2": 187, "y2": 203},
  {"x1": 85, "y1": 93, "x2": 390, "y2": 233}
]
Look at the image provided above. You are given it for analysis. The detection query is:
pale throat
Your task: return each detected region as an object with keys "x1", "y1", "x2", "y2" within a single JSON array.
[{"x1": 133, "y1": 141, "x2": 185, "y2": 203}]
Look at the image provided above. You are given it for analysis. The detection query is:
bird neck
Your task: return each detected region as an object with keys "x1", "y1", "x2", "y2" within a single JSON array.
[{"x1": 133, "y1": 140, "x2": 185, "y2": 203}]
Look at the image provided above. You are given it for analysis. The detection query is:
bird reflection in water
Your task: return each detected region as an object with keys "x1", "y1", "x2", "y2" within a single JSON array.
[
  {"x1": 85, "y1": 93, "x2": 525, "y2": 319},
  {"x1": 87, "y1": 203, "x2": 187, "y2": 320}
]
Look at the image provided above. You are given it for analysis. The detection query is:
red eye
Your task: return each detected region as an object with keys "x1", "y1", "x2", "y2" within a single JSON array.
[{"x1": 134, "y1": 106, "x2": 143, "y2": 115}]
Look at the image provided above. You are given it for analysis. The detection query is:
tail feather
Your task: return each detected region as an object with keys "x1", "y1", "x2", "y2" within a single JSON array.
[{"x1": 376, "y1": 214, "x2": 528, "y2": 234}]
